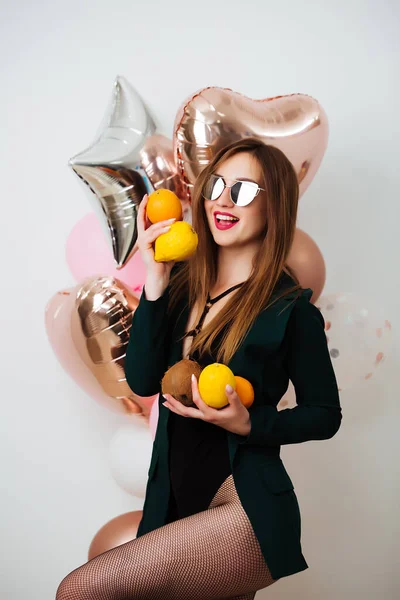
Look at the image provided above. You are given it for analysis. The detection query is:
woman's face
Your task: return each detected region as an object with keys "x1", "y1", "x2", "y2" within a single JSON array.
[{"x1": 203, "y1": 152, "x2": 268, "y2": 248}]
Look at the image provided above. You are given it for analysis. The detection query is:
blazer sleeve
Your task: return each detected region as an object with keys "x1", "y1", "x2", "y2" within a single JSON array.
[
  {"x1": 124, "y1": 283, "x2": 171, "y2": 397},
  {"x1": 233, "y1": 293, "x2": 343, "y2": 447}
]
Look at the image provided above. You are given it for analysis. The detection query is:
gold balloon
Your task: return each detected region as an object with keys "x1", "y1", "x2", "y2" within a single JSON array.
[
  {"x1": 173, "y1": 87, "x2": 328, "y2": 201},
  {"x1": 288, "y1": 228, "x2": 326, "y2": 303},
  {"x1": 69, "y1": 275, "x2": 153, "y2": 417},
  {"x1": 88, "y1": 510, "x2": 143, "y2": 560}
]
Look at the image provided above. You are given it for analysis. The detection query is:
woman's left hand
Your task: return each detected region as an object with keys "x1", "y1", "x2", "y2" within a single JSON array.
[{"x1": 162, "y1": 374, "x2": 251, "y2": 437}]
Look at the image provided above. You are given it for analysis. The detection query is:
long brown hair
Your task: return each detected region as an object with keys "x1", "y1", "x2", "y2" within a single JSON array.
[{"x1": 168, "y1": 137, "x2": 302, "y2": 365}]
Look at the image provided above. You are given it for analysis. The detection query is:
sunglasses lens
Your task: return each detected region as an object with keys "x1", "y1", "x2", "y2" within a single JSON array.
[
  {"x1": 204, "y1": 175, "x2": 224, "y2": 200},
  {"x1": 231, "y1": 181, "x2": 259, "y2": 206}
]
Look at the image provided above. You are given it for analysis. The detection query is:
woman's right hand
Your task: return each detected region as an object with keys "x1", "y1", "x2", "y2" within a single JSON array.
[{"x1": 136, "y1": 193, "x2": 177, "y2": 289}]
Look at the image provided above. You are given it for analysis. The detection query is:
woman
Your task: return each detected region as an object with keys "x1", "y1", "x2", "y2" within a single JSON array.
[{"x1": 56, "y1": 138, "x2": 342, "y2": 600}]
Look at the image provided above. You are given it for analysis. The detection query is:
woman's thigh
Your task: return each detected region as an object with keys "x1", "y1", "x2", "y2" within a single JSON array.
[
  {"x1": 56, "y1": 474, "x2": 278, "y2": 600},
  {"x1": 206, "y1": 474, "x2": 278, "y2": 598}
]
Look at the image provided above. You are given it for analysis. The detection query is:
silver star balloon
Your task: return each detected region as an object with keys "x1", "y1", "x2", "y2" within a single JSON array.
[{"x1": 69, "y1": 75, "x2": 186, "y2": 268}]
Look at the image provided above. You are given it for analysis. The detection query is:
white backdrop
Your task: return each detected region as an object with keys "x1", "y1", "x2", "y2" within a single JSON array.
[{"x1": 1, "y1": 0, "x2": 399, "y2": 598}]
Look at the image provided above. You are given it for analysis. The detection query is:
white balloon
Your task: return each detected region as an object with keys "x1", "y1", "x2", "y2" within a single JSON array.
[{"x1": 109, "y1": 419, "x2": 155, "y2": 498}]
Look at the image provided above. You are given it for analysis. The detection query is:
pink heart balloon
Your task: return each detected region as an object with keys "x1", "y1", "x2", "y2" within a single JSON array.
[{"x1": 173, "y1": 87, "x2": 328, "y2": 201}]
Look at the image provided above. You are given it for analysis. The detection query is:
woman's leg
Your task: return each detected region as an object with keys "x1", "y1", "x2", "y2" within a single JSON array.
[
  {"x1": 55, "y1": 475, "x2": 278, "y2": 600},
  {"x1": 206, "y1": 475, "x2": 275, "y2": 600}
]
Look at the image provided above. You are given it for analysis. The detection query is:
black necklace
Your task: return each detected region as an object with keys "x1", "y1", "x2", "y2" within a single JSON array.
[{"x1": 183, "y1": 282, "x2": 245, "y2": 340}]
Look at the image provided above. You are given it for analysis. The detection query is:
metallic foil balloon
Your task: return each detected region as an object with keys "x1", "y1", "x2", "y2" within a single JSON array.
[
  {"x1": 70, "y1": 275, "x2": 155, "y2": 416},
  {"x1": 45, "y1": 277, "x2": 156, "y2": 416},
  {"x1": 141, "y1": 133, "x2": 186, "y2": 197},
  {"x1": 173, "y1": 87, "x2": 329, "y2": 201},
  {"x1": 288, "y1": 228, "x2": 326, "y2": 303},
  {"x1": 88, "y1": 510, "x2": 143, "y2": 560},
  {"x1": 45, "y1": 287, "x2": 129, "y2": 415},
  {"x1": 141, "y1": 133, "x2": 192, "y2": 222},
  {"x1": 69, "y1": 75, "x2": 185, "y2": 268}
]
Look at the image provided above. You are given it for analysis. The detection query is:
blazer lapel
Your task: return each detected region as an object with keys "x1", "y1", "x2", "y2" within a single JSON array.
[{"x1": 157, "y1": 299, "x2": 190, "y2": 444}]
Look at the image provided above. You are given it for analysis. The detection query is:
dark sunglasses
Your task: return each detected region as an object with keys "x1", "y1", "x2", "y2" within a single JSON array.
[{"x1": 203, "y1": 174, "x2": 265, "y2": 207}]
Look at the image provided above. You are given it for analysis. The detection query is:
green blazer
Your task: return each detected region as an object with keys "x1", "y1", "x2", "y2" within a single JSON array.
[{"x1": 125, "y1": 269, "x2": 342, "y2": 580}]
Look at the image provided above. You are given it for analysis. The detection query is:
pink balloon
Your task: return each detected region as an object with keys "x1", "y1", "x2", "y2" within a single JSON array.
[
  {"x1": 65, "y1": 213, "x2": 146, "y2": 292},
  {"x1": 148, "y1": 395, "x2": 160, "y2": 440}
]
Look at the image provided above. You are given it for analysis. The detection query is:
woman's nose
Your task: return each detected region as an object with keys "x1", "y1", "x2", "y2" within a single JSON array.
[{"x1": 216, "y1": 186, "x2": 234, "y2": 206}]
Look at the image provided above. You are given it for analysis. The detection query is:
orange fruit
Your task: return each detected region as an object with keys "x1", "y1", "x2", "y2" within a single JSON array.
[
  {"x1": 146, "y1": 189, "x2": 183, "y2": 223},
  {"x1": 198, "y1": 363, "x2": 236, "y2": 409},
  {"x1": 234, "y1": 376, "x2": 254, "y2": 408}
]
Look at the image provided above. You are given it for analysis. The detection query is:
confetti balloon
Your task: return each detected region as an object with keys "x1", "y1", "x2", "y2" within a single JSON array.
[{"x1": 317, "y1": 293, "x2": 392, "y2": 390}]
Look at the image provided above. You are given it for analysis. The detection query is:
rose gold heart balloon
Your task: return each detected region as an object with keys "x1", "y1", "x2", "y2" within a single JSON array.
[
  {"x1": 45, "y1": 277, "x2": 156, "y2": 416},
  {"x1": 69, "y1": 275, "x2": 155, "y2": 418},
  {"x1": 173, "y1": 87, "x2": 328, "y2": 201},
  {"x1": 45, "y1": 287, "x2": 126, "y2": 414}
]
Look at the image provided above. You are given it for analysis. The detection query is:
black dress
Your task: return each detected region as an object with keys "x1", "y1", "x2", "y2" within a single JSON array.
[{"x1": 166, "y1": 283, "x2": 245, "y2": 521}]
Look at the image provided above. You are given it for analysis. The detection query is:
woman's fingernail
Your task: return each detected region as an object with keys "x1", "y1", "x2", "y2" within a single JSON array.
[
  {"x1": 191, "y1": 374, "x2": 195, "y2": 382},
  {"x1": 226, "y1": 384, "x2": 233, "y2": 393}
]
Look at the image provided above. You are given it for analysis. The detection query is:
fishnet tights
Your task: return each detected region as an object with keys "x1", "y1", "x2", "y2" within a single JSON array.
[{"x1": 55, "y1": 474, "x2": 278, "y2": 600}]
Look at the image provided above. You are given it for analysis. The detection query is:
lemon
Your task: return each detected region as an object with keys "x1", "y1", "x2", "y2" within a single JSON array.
[
  {"x1": 154, "y1": 221, "x2": 198, "y2": 262},
  {"x1": 198, "y1": 363, "x2": 236, "y2": 409}
]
